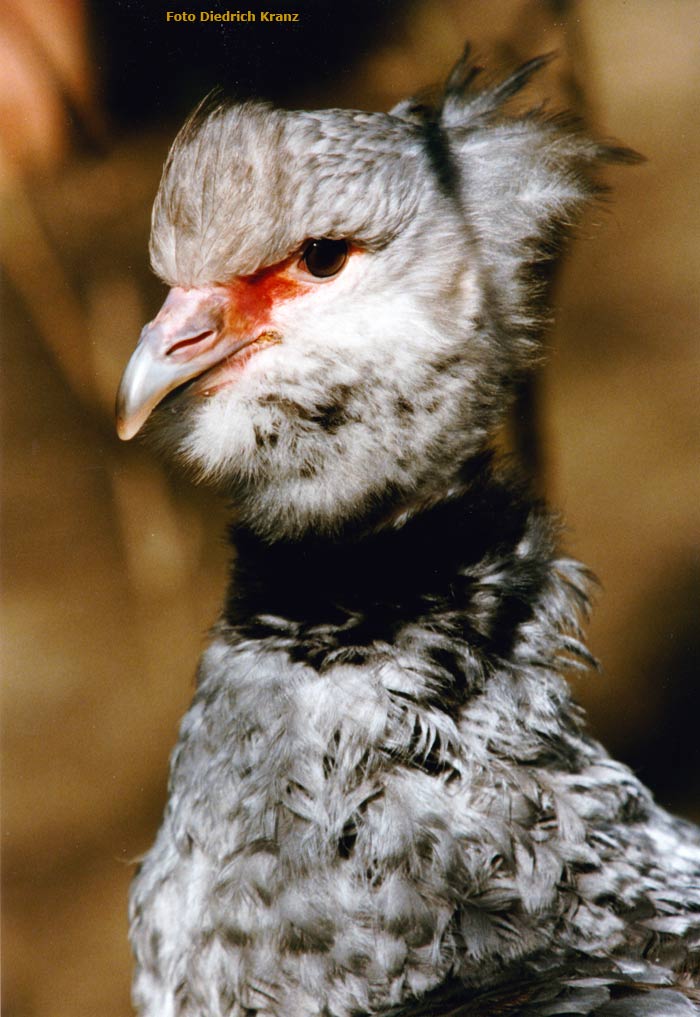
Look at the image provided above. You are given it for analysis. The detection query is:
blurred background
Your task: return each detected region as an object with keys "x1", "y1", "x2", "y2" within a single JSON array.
[{"x1": 2, "y1": 1, "x2": 698, "y2": 1014}]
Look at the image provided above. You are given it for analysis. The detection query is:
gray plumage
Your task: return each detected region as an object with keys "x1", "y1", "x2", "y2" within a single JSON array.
[{"x1": 117, "y1": 51, "x2": 700, "y2": 1016}]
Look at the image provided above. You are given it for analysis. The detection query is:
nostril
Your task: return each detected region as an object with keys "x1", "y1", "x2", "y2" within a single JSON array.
[{"x1": 167, "y1": 331, "x2": 215, "y2": 356}]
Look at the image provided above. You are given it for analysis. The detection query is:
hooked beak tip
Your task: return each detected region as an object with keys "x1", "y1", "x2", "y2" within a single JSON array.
[
  {"x1": 115, "y1": 384, "x2": 150, "y2": 440},
  {"x1": 114, "y1": 349, "x2": 165, "y2": 441},
  {"x1": 115, "y1": 415, "x2": 139, "y2": 442},
  {"x1": 114, "y1": 285, "x2": 231, "y2": 441}
]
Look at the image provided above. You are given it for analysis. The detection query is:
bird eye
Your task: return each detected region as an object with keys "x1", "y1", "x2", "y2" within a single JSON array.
[{"x1": 302, "y1": 239, "x2": 349, "y2": 279}]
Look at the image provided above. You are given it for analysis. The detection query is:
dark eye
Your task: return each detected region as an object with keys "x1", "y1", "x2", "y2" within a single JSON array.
[{"x1": 302, "y1": 239, "x2": 349, "y2": 278}]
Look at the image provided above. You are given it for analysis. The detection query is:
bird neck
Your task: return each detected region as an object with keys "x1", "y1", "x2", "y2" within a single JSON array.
[{"x1": 220, "y1": 454, "x2": 581, "y2": 686}]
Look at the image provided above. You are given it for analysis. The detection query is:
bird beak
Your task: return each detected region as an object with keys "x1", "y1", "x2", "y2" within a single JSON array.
[{"x1": 116, "y1": 285, "x2": 236, "y2": 440}]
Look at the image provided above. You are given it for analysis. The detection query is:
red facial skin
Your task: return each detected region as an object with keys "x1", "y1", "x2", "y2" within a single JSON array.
[
  {"x1": 183, "y1": 257, "x2": 315, "y2": 395},
  {"x1": 184, "y1": 256, "x2": 316, "y2": 397},
  {"x1": 115, "y1": 245, "x2": 357, "y2": 439},
  {"x1": 225, "y1": 257, "x2": 315, "y2": 334},
  {"x1": 221, "y1": 241, "x2": 359, "y2": 337}
]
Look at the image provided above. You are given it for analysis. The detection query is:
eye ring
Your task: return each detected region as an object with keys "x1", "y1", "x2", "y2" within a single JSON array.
[{"x1": 302, "y1": 238, "x2": 349, "y2": 279}]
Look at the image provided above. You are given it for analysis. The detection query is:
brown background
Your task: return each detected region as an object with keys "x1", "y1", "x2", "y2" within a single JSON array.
[{"x1": 2, "y1": 2, "x2": 698, "y2": 1015}]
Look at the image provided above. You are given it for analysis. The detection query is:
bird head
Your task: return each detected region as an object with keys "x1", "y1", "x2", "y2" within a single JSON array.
[{"x1": 116, "y1": 53, "x2": 628, "y2": 541}]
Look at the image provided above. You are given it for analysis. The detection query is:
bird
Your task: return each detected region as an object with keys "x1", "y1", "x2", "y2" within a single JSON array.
[{"x1": 116, "y1": 49, "x2": 700, "y2": 1017}]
